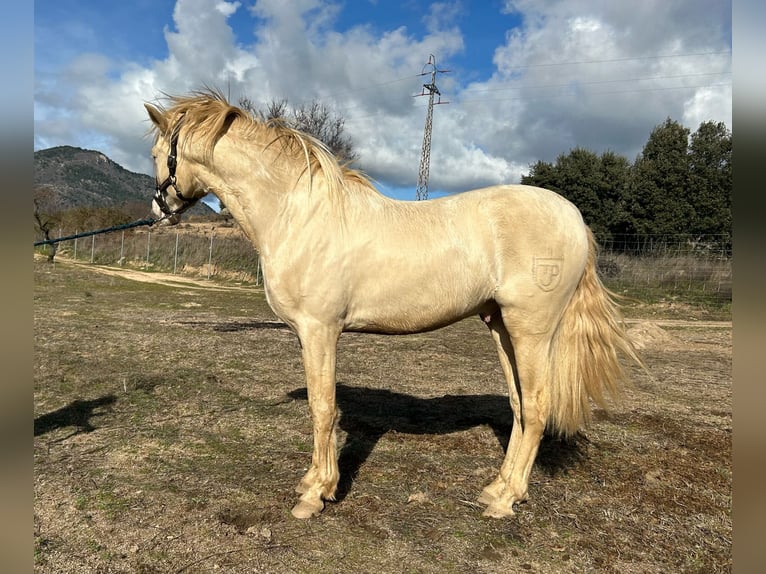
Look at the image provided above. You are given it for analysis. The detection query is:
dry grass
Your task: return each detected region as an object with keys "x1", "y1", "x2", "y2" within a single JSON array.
[{"x1": 34, "y1": 259, "x2": 731, "y2": 573}]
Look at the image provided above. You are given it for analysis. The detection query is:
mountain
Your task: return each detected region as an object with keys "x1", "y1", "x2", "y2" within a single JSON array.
[{"x1": 34, "y1": 146, "x2": 213, "y2": 215}]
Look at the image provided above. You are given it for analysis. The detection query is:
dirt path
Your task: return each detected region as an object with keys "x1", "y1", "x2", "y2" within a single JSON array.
[
  {"x1": 624, "y1": 318, "x2": 731, "y2": 328},
  {"x1": 64, "y1": 259, "x2": 258, "y2": 292}
]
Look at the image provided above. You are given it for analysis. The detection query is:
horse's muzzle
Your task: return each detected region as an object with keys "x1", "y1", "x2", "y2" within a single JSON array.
[{"x1": 151, "y1": 200, "x2": 181, "y2": 226}]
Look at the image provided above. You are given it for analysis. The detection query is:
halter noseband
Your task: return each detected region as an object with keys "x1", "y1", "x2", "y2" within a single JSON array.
[{"x1": 153, "y1": 127, "x2": 199, "y2": 218}]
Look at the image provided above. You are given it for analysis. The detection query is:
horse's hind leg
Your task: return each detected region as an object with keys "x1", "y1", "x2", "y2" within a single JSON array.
[
  {"x1": 483, "y1": 327, "x2": 552, "y2": 518},
  {"x1": 478, "y1": 313, "x2": 523, "y2": 506}
]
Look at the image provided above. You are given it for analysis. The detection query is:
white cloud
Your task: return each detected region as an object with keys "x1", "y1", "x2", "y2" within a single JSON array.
[
  {"x1": 475, "y1": 0, "x2": 731, "y2": 170},
  {"x1": 216, "y1": 1, "x2": 241, "y2": 18},
  {"x1": 683, "y1": 85, "x2": 733, "y2": 129},
  {"x1": 423, "y1": 1, "x2": 463, "y2": 34},
  {"x1": 34, "y1": 0, "x2": 731, "y2": 197}
]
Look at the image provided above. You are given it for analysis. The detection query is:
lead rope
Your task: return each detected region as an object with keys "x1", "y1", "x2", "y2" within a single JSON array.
[
  {"x1": 33, "y1": 216, "x2": 159, "y2": 247},
  {"x1": 36, "y1": 120, "x2": 187, "y2": 248}
]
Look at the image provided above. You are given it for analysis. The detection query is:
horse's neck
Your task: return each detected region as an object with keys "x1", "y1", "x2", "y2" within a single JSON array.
[{"x1": 198, "y1": 135, "x2": 336, "y2": 258}]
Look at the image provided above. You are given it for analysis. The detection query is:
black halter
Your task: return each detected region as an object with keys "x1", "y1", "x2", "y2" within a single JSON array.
[{"x1": 153, "y1": 127, "x2": 199, "y2": 218}]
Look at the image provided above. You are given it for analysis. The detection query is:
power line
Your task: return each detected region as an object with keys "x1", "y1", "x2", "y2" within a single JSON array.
[
  {"x1": 342, "y1": 79, "x2": 730, "y2": 123},
  {"x1": 459, "y1": 71, "x2": 731, "y2": 95},
  {"x1": 503, "y1": 49, "x2": 731, "y2": 70},
  {"x1": 456, "y1": 81, "x2": 732, "y2": 106},
  {"x1": 313, "y1": 51, "x2": 731, "y2": 106},
  {"x1": 300, "y1": 73, "x2": 423, "y2": 104},
  {"x1": 261, "y1": 50, "x2": 731, "y2": 125},
  {"x1": 245, "y1": 73, "x2": 425, "y2": 118}
]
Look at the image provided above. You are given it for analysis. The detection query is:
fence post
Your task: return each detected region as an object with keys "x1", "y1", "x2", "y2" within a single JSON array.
[
  {"x1": 91, "y1": 235, "x2": 95, "y2": 263},
  {"x1": 173, "y1": 231, "x2": 179, "y2": 274},
  {"x1": 145, "y1": 231, "x2": 151, "y2": 269},
  {"x1": 207, "y1": 234, "x2": 214, "y2": 279},
  {"x1": 74, "y1": 232, "x2": 78, "y2": 260},
  {"x1": 120, "y1": 231, "x2": 125, "y2": 266}
]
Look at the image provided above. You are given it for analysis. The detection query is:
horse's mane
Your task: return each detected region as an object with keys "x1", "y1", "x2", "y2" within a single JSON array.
[{"x1": 149, "y1": 88, "x2": 377, "y2": 202}]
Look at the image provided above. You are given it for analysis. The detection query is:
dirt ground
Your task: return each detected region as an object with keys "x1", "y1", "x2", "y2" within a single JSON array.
[{"x1": 33, "y1": 259, "x2": 731, "y2": 573}]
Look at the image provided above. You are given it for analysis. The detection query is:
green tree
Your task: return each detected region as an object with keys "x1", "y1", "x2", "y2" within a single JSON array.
[
  {"x1": 626, "y1": 118, "x2": 692, "y2": 237},
  {"x1": 687, "y1": 121, "x2": 732, "y2": 241},
  {"x1": 598, "y1": 151, "x2": 633, "y2": 239},
  {"x1": 523, "y1": 148, "x2": 631, "y2": 242},
  {"x1": 551, "y1": 147, "x2": 604, "y2": 235},
  {"x1": 522, "y1": 117, "x2": 731, "y2": 249},
  {"x1": 522, "y1": 159, "x2": 559, "y2": 190}
]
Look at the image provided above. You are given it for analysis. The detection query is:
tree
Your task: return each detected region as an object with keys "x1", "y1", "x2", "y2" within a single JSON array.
[
  {"x1": 687, "y1": 121, "x2": 732, "y2": 242},
  {"x1": 239, "y1": 97, "x2": 358, "y2": 164},
  {"x1": 57, "y1": 206, "x2": 133, "y2": 235},
  {"x1": 33, "y1": 186, "x2": 63, "y2": 262},
  {"x1": 522, "y1": 148, "x2": 631, "y2": 242},
  {"x1": 626, "y1": 118, "x2": 692, "y2": 237},
  {"x1": 522, "y1": 117, "x2": 732, "y2": 249},
  {"x1": 598, "y1": 151, "x2": 633, "y2": 239},
  {"x1": 522, "y1": 159, "x2": 559, "y2": 191}
]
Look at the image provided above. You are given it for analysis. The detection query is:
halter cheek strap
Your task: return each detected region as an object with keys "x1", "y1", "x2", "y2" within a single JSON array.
[{"x1": 154, "y1": 128, "x2": 199, "y2": 218}]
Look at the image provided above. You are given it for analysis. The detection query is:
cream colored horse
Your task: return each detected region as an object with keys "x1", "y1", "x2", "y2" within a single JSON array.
[{"x1": 145, "y1": 90, "x2": 640, "y2": 519}]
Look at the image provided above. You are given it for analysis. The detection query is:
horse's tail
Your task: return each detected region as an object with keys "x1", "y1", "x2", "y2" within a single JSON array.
[{"x1": 547, "y1": 227, "x2": 643, "y2": 437}]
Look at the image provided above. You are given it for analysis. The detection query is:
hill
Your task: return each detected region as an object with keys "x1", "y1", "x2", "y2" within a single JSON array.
[{"x1": 34, "y1": 146, "x2": 213, "y2": 216}]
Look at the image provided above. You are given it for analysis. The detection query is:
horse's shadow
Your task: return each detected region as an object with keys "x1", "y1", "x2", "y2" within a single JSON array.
[
  {"x1": 287, "y1": 384, "x2": 586, "y2": 502},
  {"x1": 34, "y1": 395, "x2": 117, "y2": 439}
]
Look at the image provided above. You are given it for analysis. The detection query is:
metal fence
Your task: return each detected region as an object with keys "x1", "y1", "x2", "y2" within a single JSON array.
[
  {"x1": 34, "y1": 226, "x2": 731, "y2": 304},
  {"x1": 36, "y1": 224, "x2": 263, "y2": 285},
  {"x1": 596, "y1": 233, "x2": 731, "y2": 304}
]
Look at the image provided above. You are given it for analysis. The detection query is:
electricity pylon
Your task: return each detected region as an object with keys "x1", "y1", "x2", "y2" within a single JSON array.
[{"x1": 415, "y1": 55, "x2": 449, "y2": 201}]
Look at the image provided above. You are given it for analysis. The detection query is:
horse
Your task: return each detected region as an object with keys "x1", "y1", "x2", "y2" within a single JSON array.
[{"x1": 144, "y1": 89, "x2": 641, "y2": 519}]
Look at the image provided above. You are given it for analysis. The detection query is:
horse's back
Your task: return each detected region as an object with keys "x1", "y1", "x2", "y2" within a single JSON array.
[
  {"x1": 437, "y1": 184, "x2": 589, "y2": 266},
  {"x1": 338, "y1": 184, "x2": 589, "y2": 333},
  {"x1": 445, "y1": 184, "x2": 584, "y2": 227}
]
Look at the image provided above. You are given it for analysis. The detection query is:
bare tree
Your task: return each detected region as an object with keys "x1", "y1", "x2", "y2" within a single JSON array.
[
  {"x1": 33, "y1": 185, "x2": 62, "y2": 262},
  {"x1": 238, "y1": 96, "x2": 358, "y2": 164}
]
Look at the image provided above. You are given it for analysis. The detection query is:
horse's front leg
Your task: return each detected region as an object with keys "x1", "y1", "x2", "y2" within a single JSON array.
[{"x1": 291, "y1": 323, "x2": 341, "y2": 519}]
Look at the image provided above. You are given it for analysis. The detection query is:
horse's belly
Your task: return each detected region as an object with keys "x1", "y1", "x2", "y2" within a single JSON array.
[{"x1": 343, "y1": 274, "x2": 495, "y2": 334}]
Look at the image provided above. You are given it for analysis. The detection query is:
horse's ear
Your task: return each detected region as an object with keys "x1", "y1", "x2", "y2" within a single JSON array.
[{"x1": 145, "y1": 103, "x2": 168, "y2": 133}]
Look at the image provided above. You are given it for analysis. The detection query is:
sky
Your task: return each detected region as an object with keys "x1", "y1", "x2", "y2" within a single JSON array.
[{"x1": 34, "y1": 0, "x2": 732, "y2": 203}]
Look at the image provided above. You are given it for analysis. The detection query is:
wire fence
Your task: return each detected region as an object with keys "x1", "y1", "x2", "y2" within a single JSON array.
[
  {"x1": 36, "y1": 223, "x2": 263, "y2": 285},
  {"x1": 596, "y1": 233, "x2": 731, "y2": 306},
  {"x1": 34, "y1": 225, "x2": 731, "y2": 305}
]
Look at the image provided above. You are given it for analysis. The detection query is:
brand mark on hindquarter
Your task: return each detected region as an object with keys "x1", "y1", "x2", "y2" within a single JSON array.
[{"x1": 533, "y1": 256, "x2": 563, "y2": 291}]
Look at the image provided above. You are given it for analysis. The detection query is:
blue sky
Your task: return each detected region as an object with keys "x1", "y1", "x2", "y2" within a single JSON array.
[{"x1": 34, "y1": 0, "x2": 731, "y2": 203}]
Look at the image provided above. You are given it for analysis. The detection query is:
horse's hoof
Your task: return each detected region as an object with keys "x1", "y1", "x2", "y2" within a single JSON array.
[
  {"x1": 482, "y1": 503, "x2": 516, "y2": 519},
  {"x1": 291, "y1": 498, "x2": 324, "y2": 519},
  {"x1": 477, "y1": 488, "x2": 497, "y2": 506}
]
